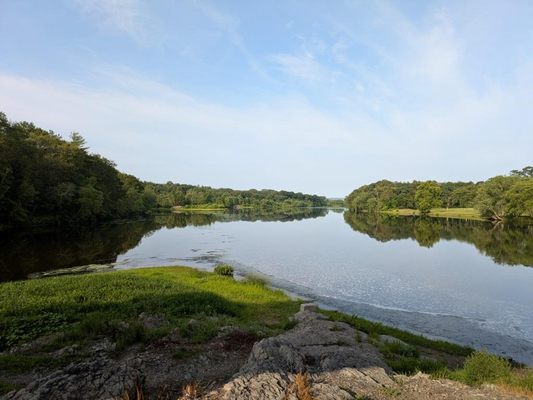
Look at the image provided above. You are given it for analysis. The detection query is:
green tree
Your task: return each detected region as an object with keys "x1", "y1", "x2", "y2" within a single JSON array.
[
  {"x1": 415, "y1": 181, "x2": 442, "y2": 214},
  {"x1": 474, "y1": 176, "x2": 518, "y2": 220},
  {"x1": 504, "y1": 179, "x2": 533, "y2": 217},
  {"x1": 510, "y1": 166, "x2": 533, "y2": 177}
]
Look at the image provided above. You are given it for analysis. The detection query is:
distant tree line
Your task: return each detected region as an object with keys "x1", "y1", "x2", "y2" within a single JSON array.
[
  {"x1": 147, "y1": 182, "x2": 327, "y2": 211},
  {"x1": 345, "y1": 167, "x2": 533, "y2": 220},
  {"x1": 0, "y1": 112, "x2": 327, "y2": 229}
]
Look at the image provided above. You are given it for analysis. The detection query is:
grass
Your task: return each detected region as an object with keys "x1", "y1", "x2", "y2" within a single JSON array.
[
  {"x1": 434, "y1": 351, "x2": 533, "y2": 394},
  {"x1": 321, "y1": 310, "x2": 473, "y2": 356},
  {"x1": 0, "y1": 380, "x2": 21, "y2": 395},
  {"x1": 174, "y1": 204, "x2": 227, "y2": 211},
  {"x1": 0, "y1": 266, "x2": 300, "y2": 354},
  {"x1": 2, "y1": 266, "x2": 532, "y2": 397},
  {"x1": 381, "y1": 208, "x2": 483, "y2": 221}
]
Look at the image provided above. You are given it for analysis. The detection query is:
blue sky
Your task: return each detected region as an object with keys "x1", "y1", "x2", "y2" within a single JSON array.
[{"x1": 1, "y1": 0, "x2": 532, "y2": 197}]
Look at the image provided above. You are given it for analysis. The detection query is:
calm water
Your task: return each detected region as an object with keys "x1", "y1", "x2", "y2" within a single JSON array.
[{"x1": 2, "y1": 209, "x2": 533, "y2": 364}]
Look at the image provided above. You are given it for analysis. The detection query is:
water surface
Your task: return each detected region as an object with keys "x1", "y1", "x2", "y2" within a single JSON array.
[{"x1": 2, "y1": 209, "x2": 533, "y2": 363}]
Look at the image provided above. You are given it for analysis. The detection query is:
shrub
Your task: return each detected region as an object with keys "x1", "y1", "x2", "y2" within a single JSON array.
[
  {"x1": 381, "y1": 341, "x2": 420, "y2": 358},
  {"x1": 214, "y1": 264, "x2": 234, "y2": 277},
  {"x1": 462, "y1": 350, "x2": 512, "y2": 385}
]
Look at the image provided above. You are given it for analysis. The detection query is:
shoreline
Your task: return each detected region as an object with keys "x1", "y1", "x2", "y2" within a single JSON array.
[
  {"x1": 11, "y1": 261, "x2": 533, "y2": 366},
  {"x1": 1, "y1": 265, "x2": 532, "y2": 398},
  {"x1": 380, "y1": 207, "x2": 485, "y2": 221}
]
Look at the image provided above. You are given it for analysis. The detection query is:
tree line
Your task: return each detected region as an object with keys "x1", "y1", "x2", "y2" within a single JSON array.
[
  {"x1": 345, "y1": 167, "x2": 533, "y2": 220},
  {"x1": 0, "y1": 112, "x2": 327, "y2": 229}
]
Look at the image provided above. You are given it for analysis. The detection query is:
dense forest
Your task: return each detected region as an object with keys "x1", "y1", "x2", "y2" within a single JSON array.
[
  {"x1": 345, "y1": 167, "x2": 533, "y2": 220},
  {"x1": 0, "y1": 112, "x2": 327, "y2": 229}
]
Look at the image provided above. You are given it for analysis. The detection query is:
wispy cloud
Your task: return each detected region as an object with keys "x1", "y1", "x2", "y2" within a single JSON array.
[
  {"x1": 269, "y1": 53, "x2": 324, "y2": 81},
  {"x1": 2, "y1": 1, "x2": 533, "y2": 194},
  {"x1": 191, "y1": 0, "x2": 271, "y2": 80},
  {"x1": 73, "y1": 0, "x2": 152, "y2": 44}
]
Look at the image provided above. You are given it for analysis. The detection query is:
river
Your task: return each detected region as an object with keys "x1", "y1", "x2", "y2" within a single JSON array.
[{"x1": 2, "y1": 209, "x2": 533, "y2": 364}]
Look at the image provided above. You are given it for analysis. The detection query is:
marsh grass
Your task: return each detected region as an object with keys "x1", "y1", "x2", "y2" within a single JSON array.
[
  {"x1": 0, "y1": 267, "x2": 299, "y2": 353},
  {"x1": 242, "y1": 274, "x2": 269, "y2": 286},
  {"x1": 322, "y1": 310, "x2": 473, "y2": 357}
]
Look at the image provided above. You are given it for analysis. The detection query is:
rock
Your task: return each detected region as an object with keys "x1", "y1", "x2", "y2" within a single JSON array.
[
  {"x1": 219, "y1": 305, "x2": 393, "y2": 399},
  {"x1": 299, "y1": 303, "x2": 317, "y2": 313},
  {"x1": 137, "y1": 313, "x2": 168, "y2": 330},
  {"x1": 167, "y1": 327, "x2": 183, "y2": 343},
  {"x1": 50, "y1": 345, "x2": 79, "y2": 358},
  {"x1": 1, "y1": 355, "x2": 143, "y2": 400},
  {"x1": 89, "y1": 338, "x2": 116, "y2": 354}
]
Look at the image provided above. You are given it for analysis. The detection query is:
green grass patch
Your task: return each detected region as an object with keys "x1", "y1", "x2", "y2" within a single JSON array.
[
  {"x1": 175, "y1": 204, "x2": 228, "y2": 211},
  {"x1": 381, "y1": 208, "x2": 483, "y2": 221},
  {"x1": 386, "y1": 356, "x2": 446, "y2": 375},
  {"x1": 242, "y1": 274, "x2": 269, "y2": 286},
  {"x1": 0, "y1": 266, "x2": 299, "y2": 352},
  {"x1": 433, "y1": 351, "x2": 533, "y2": 394},
  {"x1": 0, "y1": 380, "x2": 21, "y2": 395},
  {"x1": 321, "y1": 310, "x2": 473, "y2": 357}
]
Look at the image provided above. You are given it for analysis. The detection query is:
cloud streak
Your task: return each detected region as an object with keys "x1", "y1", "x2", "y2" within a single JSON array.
[{"x1": 73, "y1": 0, "x2": 153, "y2": 44}]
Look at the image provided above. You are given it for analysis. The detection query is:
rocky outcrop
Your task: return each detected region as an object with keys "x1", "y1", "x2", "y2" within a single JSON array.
[
  {"x1": 2, "y1": 355, "x2": 142, "y2": 400},
  {"x1": 3, "y1": 305, "x2": 530, "y2": 400},
  {"x1": 211, "y1": 304, "x2": 530, "y2": 400},
  {"x1": 217, "y1": 304, "x2": 394, "y2": 400}
]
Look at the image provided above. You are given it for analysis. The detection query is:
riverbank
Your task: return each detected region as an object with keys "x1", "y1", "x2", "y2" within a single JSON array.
[
  {"x1": 1, "y1": 266, "x2": 532, "y2": 398},
  {"x1": 381, "y1": 207, "x2": 484, "y2": 221}
]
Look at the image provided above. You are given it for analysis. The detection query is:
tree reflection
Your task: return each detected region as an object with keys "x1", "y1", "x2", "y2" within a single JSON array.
[
  {"x1": 343, "y1": 212, "x2": 533, "y2": 266},
  {"x1": 0, "y1": 208, "x2": 328, "y2": 281}
]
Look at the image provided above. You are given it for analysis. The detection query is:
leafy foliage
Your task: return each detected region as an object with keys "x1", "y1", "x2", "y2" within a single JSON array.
[
  {"x1": 0, "y1": 112, "x2": 327, "y2": 229},
  {"x1": 213, "y1": 264, "x2": 234, "y2": 277},
  {"x1": 461, "y1": 350, "x2": 512, "y2": 385},
  {"x1": 345, "y1": 167, "x2": 533, "y2": 220},
  {"x1": 415, "y1": 181, "x2": 442, "y2": 214}
]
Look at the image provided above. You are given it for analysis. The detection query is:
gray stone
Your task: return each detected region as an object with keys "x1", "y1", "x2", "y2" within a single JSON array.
[
  {"x1": 299, "y1": 303, "x2": 317, "y2": 313},
  {"x1": 219, "y1": 307, "x2": 393, "y2": 399},
  {"x1": 137, "y1": 312, "x2": 169, "y2": 330},
  {"x1": 1, "y1": 355, "x2": 142, "y2": 400}
]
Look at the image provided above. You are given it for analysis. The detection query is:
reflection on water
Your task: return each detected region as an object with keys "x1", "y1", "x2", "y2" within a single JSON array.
[
  {"x1": 343, "y1": 212, "x2": 533, "y2": 267},
  {"x1": 0, "y1": 208, "x2": 327, "y2": 282},
  {"x1": 2, "y1": 208, "x2": 533, "y2": 363}
]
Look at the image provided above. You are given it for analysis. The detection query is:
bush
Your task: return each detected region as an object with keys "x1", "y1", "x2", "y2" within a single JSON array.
[
  {"x1": 381, "y1": 341, "x2": 420, "y2": 358},
  {"x1": 462, "y1": 350, "x2": 512, "y2": 385},
  {"x1": 214, "y1": 264, "x2": 234, "y2": 277}
]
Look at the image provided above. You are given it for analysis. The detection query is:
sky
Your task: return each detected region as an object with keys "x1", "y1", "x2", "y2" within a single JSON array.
[{"x1": 1, "y1": 1, "x2": 532, "y2": 197}]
